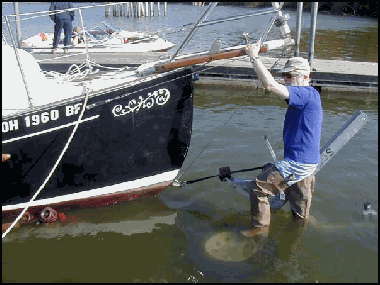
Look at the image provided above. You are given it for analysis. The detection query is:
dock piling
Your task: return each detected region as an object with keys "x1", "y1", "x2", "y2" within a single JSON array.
[
  {"x1": 113, "y1": 4, "x2": 118, "y2": 17},
  {"x1": 105, "y1": 4, "x2": 111, "y2": 17},
  {"x1": 141, "y1": 2, "x2": 145, "y2": 17},
  {"x1": 105, "y1": 2, "x2": 167, "y2": 18},
  {"x1": 294, "y1": 2, "x2": 303, "y2": 57},
  {"x1": 308, "y1": 2, "x2": 318, "y2": 67}
]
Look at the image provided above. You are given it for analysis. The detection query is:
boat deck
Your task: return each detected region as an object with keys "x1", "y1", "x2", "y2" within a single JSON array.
[{"x1": 32, "y1": 51, "x2": 378, "y2": 92}]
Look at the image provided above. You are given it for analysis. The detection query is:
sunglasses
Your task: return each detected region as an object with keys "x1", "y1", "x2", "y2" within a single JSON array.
[{"x1": 282, "y1": 73, "x2": 300, "y2": 79}]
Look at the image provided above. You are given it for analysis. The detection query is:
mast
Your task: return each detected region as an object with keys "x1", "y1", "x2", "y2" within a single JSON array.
[{"x1": 13, "y1": 2, "x2": 22, "y2": 49}]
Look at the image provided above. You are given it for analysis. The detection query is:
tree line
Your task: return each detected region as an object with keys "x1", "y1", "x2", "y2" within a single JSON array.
[{"x1": 215, "y1": 2, "x2": 378, "y2": 18}]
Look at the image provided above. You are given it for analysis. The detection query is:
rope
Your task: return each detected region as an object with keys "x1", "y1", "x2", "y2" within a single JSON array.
[
  {"x1": 2, "y1": 88, "x2": 91, "y2": 239},
  {"x1": 178, "y1": 166, "x2": 264, "y2": 186},
  {"x1": 174, "y1": 43, "x2": 292, "y2": 183}
]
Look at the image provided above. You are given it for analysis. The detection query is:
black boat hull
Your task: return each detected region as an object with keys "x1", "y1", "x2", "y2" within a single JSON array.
[{"x1": 2, "y1": 68, "x2": 194, "y2": 221}]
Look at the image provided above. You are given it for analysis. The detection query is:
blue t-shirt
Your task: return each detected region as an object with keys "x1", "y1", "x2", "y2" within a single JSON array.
[{"x1": 283, "y1": 86, "x2": 323, "y2": 164}]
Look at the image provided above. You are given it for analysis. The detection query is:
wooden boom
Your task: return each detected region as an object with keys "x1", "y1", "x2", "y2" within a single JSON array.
[{"x1": 155, "y1": 38, "x2": 294, "y2": 73}]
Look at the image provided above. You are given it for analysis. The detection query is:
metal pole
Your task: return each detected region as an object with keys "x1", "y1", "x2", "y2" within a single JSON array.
[
  {"x1": 146, "y1": 2, "x2": 149, "y2": 16},
  {"x1": 308, "y1": 2, "x2": 318, "y2": 67},
  {"x1": 164, "y1": 2, "x2": 167, "y2": 16},
  {"x1": 158, "y1": 2, "x2": 161, "y2": 17},
  {"x1": 13, "y1": 2, "x2": 22, "y2": 49},
  {"x1": 105, "y1": 5, "x2": 110, "y2": 17},
  {"x1": 294, "y1": 2, "x2": 303, "y2": 57},
  {"x1": 78, "y1": 8, "x2": 90, "y2": 64},
  {"x1": 141, "y1": 2, "x2": 145, "y2": 17},
  {"x1": 150, "y1": 2, "x2": 154, "y2": 16}
]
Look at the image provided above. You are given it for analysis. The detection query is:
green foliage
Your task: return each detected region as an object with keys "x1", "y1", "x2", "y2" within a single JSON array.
[{"x1": 210, "y1": 2, "x2": 378, "y2": 18}]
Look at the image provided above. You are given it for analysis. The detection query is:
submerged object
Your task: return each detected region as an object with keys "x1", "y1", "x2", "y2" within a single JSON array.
[{"x1": 203, "y1": 231, "x2": 263, "y2": 262}]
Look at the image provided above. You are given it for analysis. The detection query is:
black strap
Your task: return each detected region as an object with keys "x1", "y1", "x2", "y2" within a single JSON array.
[{"x1": 182, "y1": 166, "x2": 264, "y2": 185}]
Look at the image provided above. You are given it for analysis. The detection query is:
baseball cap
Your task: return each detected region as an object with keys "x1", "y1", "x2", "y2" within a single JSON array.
[{"x1": 279, "y1": 57, "x2": 311, "y2": 75}]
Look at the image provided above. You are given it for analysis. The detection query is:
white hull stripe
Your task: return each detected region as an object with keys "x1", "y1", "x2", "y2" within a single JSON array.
[
  {"x1": 2, "y1": 169, "x2": 179, "y2": 211},
  {"x1": 2, "y1": 115, "x2": 100, "y2": 144}
]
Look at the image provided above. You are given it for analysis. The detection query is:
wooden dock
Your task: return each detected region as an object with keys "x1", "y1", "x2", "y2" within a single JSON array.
[{"x1": 32, "y1": 52, "x2": 378, "y2": 93}]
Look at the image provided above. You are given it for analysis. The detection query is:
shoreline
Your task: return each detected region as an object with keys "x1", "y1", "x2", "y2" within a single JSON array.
[{"x1": 206, "y1": 2, "x2": 379, "y2": 19}]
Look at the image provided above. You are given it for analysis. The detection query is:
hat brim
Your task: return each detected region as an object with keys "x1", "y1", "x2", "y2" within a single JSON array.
[{"x1": 278, "y1": 66, "x2": 297, "y2": 73}]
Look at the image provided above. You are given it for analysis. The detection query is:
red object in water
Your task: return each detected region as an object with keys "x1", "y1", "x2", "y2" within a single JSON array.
[
  {"x1": 40, "y1": 207, "x2": 58, "y2": 223},
  {"x1": 58, "y1": 212, "x2": 67, "y2": 222},
  {"x1": 20, "y1": 211, "x2": 34, "y2": 224}
]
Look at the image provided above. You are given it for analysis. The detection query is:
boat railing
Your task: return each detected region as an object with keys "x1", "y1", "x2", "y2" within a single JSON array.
[{"x1": 3, "y1": 2, "x2": 294, "y2": 90}]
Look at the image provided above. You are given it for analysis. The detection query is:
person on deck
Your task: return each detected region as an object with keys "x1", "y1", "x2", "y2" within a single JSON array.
[
  {"x1": 49, "y1": 2, "x2": 74, "y2": 54},
  {"x1": 221, "y1": 43, "x2": 323, "y2": 238}
]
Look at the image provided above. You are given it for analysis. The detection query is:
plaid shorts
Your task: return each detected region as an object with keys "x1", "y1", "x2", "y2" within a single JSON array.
[{"x1": 249, "y1": 164, "x2": 315, "y2": 227}]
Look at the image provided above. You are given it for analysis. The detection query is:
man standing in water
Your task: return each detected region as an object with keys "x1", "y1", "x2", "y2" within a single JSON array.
[{"x1": 227, "y1": 43, "x2": 323, "y2": 237}]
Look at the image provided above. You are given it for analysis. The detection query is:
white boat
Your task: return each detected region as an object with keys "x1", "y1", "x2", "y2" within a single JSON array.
[{"x1": 21, "y1": 21, "x2": 176, "y2": 53}]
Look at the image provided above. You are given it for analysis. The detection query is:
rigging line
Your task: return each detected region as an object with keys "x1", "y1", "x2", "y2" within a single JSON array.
[
  {"x1": 174, "y1": 68, "x2": 262, "y2": 182},
  {"x1": 170, "y1": 2, "x2": 218, "y2": 62},
  {"x1": 2, "y1": 88, "x2": 91, "y2": 239},
  {"x1": 176, "y1": 45, "x2": 288, "y2": 178},
  {"x1": 154, "y1": 7, "x2": 279, "y2": 38},
  {"x1": 175, "y1": 46, "x2": 292, "y2": 183}
]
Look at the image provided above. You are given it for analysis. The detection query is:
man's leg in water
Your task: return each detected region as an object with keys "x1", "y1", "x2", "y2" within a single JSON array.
[{"x1": 242, "y1": 165, "x2": 288, "y2": 237}]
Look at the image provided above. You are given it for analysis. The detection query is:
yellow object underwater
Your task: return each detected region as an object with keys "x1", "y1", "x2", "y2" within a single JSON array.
[{"x1": 202, "y1": 231, "x2": 262, "y2": 262}]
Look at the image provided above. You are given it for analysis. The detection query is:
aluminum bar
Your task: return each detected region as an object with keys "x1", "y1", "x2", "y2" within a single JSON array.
[
  {"x1": 315, "y1": 110, "x2": 370, "y2": 173},
  {"x1": 234, "y1": 110, "x2": 370, "y2": 202}
]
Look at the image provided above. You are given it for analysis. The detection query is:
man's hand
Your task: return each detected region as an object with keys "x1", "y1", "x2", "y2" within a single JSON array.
[{"x1": 245, "y1": 43, "x2": 261, "y2": 58}]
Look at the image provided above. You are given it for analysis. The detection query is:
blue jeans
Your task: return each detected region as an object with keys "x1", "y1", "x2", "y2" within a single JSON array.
[{"x1": 52, "y1": 19, "x2": 73, "y2": 49}]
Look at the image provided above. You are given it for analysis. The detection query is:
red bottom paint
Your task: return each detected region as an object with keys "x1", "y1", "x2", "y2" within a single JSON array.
[{"x1": 2, "y1": 181, "x2": 171, "y2": 224}]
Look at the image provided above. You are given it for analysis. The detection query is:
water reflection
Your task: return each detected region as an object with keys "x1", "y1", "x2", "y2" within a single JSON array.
[
  {"x1": 2, "y1": 196, "x2": 178, "y2": 243},
  {"x1": 296, "y1": 26, "x2": 378, "y2": 62}
]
